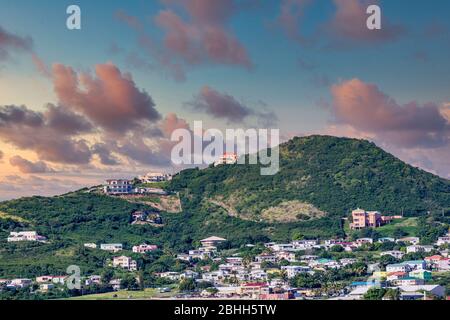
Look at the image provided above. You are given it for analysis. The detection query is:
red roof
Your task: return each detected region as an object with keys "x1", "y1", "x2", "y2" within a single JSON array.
[{"x1": 243, "y1": 282, "x2": 268, "y2": 287}]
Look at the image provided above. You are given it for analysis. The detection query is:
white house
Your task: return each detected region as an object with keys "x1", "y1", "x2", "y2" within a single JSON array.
[
  {"x1": 397, "y1": 237, "x2": 420, "y2": 245},
  {"x1": 398, "y1": 285, "x2": 446, "y2": 299},
  {"x1": 132, "y1": 244, "x2": 158, "y2": 253},
  {"x1": 139, "y1": 172, "x2": 172, "y2": 183},
  {"x1": 103, "y1": 179, "x2": 133, "y2": 195},
  {"x1": 100, "y1": 243, "x2": 123, "y2": 252},
  {"x1": 84, "y1": 243, "x2": 97, "y2": 249},
  {"x1": 380, "y1": 251, "x2": 405, "y2": 260},
  {"x1": 281, "y1": 266, "x2": 310, "y2": 278},
  {"x1": 406, "y1": 245, "x2": 434, "y2": 254},
  {"x1": 386, "y1": 263, "x2": 410, "y2": 273},
  {"x1": 7, "y1": 231, "x2": 46, "y2": 242},
  {"x1": 214, "y1": 153, "x2": 238, "y2": 166},
  {"x1": 112, "y1": 256, "x2": 137, "y2": 271},
  {"x1": 436, "y1": 235, "x2": 450, "y2": 246}
]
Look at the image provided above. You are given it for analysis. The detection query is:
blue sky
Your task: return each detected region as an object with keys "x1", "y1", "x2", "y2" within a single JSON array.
[{"x1": 0, "y1": 0, "x2": 449, "y2": 199}]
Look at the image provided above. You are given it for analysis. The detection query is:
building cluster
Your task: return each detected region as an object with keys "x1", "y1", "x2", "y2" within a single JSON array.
[
  {"x1": 350, "y1": 208, "x2": 402, "y2": 229},
  {"x1": 103, "y1": 172, "x2": 172, "y2": 196}
]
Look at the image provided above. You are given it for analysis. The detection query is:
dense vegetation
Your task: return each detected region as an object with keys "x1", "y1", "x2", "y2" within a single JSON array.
[{"x1": 0, "y1": 135, "x2": 449, "y2": 280}]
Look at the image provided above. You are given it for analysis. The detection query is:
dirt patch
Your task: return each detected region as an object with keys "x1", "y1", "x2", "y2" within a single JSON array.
[{"x1": 120, "y1": 194, "x2": 182, "y2": 213}]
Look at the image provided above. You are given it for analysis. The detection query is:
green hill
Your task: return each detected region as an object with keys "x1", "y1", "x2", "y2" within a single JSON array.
[
  {"x1": 0, "y1": 135, "x2": 449, "y2": 278},
  {"x1": 169, "y1": 135, "x2": 450, "y2": 220}
]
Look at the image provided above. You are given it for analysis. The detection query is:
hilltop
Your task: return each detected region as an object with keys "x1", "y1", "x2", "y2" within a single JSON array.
[{"x1": 0, "y1": 135, "x2": 449, "y2": 278}]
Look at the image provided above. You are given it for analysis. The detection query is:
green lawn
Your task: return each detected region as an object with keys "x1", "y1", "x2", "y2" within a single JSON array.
[
  {"x1": 377, "y1": 218, "x2": 419, "y2": 237},
  {"x1": 68, "y1": 288, "x2": 179, "y2": 300}
]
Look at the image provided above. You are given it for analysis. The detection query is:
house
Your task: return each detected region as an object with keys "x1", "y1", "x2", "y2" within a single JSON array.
[
  {"x1": 214, "y1": 153, "x2": 238, "y2": 166},
  {"x1": 350, "y1": 209, "x2": 383, "y2": 229},
  {"x1": 109, "y1": 279, "x2": 122, "y2": 291},
  {"x1": 9, "y1": 279, "x2": 32, "y2": 288},
  {"x1": 7, "y1": 231, "x2": 46, "y2": 242},
  {"x1": 436, "y1": 235, "x2": 450, "y2": 246},
  {"x1": 176, "y1": 254, "x2": 192, "y2": 262},
  {"x1": 387, "y1": 272, "x2": 408, "y2": 281},
  {"x1": 85, "y1": 275, "x2": 102, "y2": 286},
  {"x1": 281, "y1": 266, "x2": 310, "y2": 278},
  {"x1": 139, "y1": 172, "x2": 172, "y2": 183},
  {"x1": 402, "y1": 260, "x2": 426, "y2": 270},
  {"x1": 200, "y1": 236, "x2": 227, "y2": 247},
  {"x1": 271, "y1": 244, "x2": 294, "y2": 252},
  {"x1": 398, "y1": 285, "x2": 445, "y2": 299},
  {"x1": 397, "y1": 237, "x2": 420, "y2": 245},
  {"x1": 39, "y1": 283, "x2": 55, "y2": 292},
  {"x1": 36, "y1": 276, "x2": 66, "y2": 285},
  {"x1": 409, "y1": 270, "x2": 432, "y2": 281},
  {"x1": 386, "y1": 263, "x2": 410, "y2": 273},
  {"x1": 100, "y1": 243, "x2": 123, "y2": 252},
  {"x1": 84, "y1": 243, "x2": 97, "y2": 249},
  {"x1": 435, "y1": 258, "x2": 450, "y2": 271},
  {"x1": 239, "y1": 282, "x2": 269, "y2": 297},
  {"x1": 392, "y1": 277, "x2": 425, "y2": 286},
  {"x1": 112, "y1": 256, "x2": 137, "y2": 271},
  {"x1": 255, "y1": 253, "x2": 277, "y2": 264},
  {"x1": 406, "y1": 245, "x2": 433, "y2": 254},
  {"x1": 103, "y1": 179, "x2": 133, "y2": 195},
  {"x1": 188, "y1": 250, "x2": 211, "y2": 260},
  {"x1": 158, "y1": 272, "x2": 181, "y2": 281},
  {"x1": 132, "y1": 244, "x2": 158, "y2": 253},
  {"x1": 380, "y1": 250, "x2": 404, "y2": 260},
  {"x1": 275, "y1": 251, "x2": 296, "y2": 262},
  {"x1": 378, "y1": 237, "x2": 395, "y2": 243},
  {"x1": 348, "y1": 286, "x2": 373, "y2": 300},
  {"x1": 356, "y1": 238, "x2": 374, "y2": 246},
  {"x1": 424, "y1": 255, "x2": 446, "y2": 265}
]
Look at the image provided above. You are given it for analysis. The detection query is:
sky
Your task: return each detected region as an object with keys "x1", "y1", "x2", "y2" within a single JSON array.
[{"x1": 0, "y1": 0, "x2": 449, "y2": 200}]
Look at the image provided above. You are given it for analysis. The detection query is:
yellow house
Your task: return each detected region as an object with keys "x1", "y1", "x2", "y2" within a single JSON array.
[
  {"x1": 266, "y1": 269, "x2": 282, "y2": 275},
  {"x1": 372, "y1": 271, "x2": 387, "y2": 279}
]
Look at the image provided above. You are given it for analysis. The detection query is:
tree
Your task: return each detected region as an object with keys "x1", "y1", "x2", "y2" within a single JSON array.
[
  {"x1": 363, "y1": 288, "x2": 386, "y2": 300},
  {"x1": 179, "y1": 278, "x2": 196, "y2": 292}
]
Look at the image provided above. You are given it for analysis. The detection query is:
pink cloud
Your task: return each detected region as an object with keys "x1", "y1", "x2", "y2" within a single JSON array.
[
  {"x1": 52, "y1": 62, "x2": 161, "y2": 134},
  {"x1": 326, "y1": 0, "x2": 404, "y2": 44},
  {"x1": 330, "y1": 78, "x2": 450, "y2": 148},
  {"x1": 153, "y1": 0, "x2": 252, "y2": 70}
]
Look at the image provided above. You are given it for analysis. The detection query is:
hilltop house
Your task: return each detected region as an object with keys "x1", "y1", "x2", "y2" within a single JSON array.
[
  {"x1": 103, "y1": 179, "x2": 133, "y2": 195},
  {"x1": 214, "y1": 153, "x2": 238, "y2": 166},
  {"x1": 7, "y1": 231, "x2": 46, "y2": 243},
  {"x1": 139, "y1": 172, "x2": 172, "y2": 183}
]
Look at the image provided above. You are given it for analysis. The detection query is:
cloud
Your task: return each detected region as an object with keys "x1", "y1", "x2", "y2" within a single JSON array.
[
  {"x1": 32, "y1": 54, "x2": 51, "y2": 77},
  {"x1": 0, "y1": 150, "x2": 3, "y2": 160},
  {"x1": 186, "y1": 85, "x2": 277, "y2": 126},
  {"x1": 330, "y1": 78, "x2": 450, "y2": 149},
  {"x1": 0, "y1": 25, "x2": 33, "y2": 61},
  {"x1": 0, "y1": 175, "x2": 85, "y2": 201},
  {"x1": 161, "y1": 112, "x2": 190, "y2": 138},
  {"x1": 0, "y1": 104, "x2": 93, "y2": 164},
  {"x1": 52, "y1": 62, "x2": 161, "y2": 134},
  {"x1": 276, "y1": 0, "x2": 313, "y2": 45},
  {"x1": 276, "y1": 0, "x2": 404, "y2": 47},
  {"x1": 326, "y1": 0, "x2": 404, "y2": 44},
  {"x1": 9, "y1": 155, "x2": 54, "y2": 173},
  {"x1": 91, "y1": 143, "x2": 120, "y2": 166},
  {"x1": 115, "y1": 9, "x2": 143, "y2": 31}
]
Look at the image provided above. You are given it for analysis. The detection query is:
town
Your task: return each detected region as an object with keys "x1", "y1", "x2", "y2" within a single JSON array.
[{"x1": 2, "y1": 217, "x2": 450, "y2": 300}]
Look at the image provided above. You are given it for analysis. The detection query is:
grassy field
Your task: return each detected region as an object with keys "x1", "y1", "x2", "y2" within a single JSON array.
[
  {"x1": 377, "y1": 218, "x2": 419, "y2": 237},
  {"x1": 68, "y1": 288, "x2": 179, "y2": 300}
]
